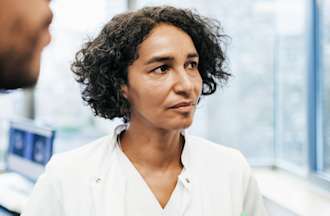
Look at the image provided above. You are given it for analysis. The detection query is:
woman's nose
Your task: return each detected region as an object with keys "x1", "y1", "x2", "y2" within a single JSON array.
[{"x1": 173, "y1": 68, "x2": 194, "y2": 96}]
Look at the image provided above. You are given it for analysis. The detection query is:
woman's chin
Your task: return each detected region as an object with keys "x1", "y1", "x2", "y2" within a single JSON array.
[{"x1": 165, "y1": 118, "x2": 194, "y2": 130}]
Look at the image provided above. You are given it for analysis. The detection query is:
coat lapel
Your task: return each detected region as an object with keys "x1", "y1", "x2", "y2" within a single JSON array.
[{"x1": 91, "y1": 134, "x2": 127, "y2": 216}]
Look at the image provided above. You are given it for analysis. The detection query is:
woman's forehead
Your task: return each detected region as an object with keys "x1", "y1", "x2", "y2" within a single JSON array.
[{"x1": 136, "y1": 24, "x2": 198, "y2": 61}]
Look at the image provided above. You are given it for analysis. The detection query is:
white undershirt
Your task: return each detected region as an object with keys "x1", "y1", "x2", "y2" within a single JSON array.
[{"x1": 115, "y1": 136, "x2": 191, "y2": 216}]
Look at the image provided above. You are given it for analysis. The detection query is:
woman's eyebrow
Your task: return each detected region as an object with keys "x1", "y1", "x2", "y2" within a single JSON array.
[
  {"x1": 145, "y1": 56, "x2": 175, "y2": 65},
  {"x1": 187, "y1": 53, "x2": 199, "y2": 59},
  {"x1": 144, "y1": 52, "x2": 199, "y2": 65}
]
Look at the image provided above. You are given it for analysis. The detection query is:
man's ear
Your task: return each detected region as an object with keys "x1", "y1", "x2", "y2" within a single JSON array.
[{"x1": 121, "y1": 85, "x2": 128, "y2": 99}]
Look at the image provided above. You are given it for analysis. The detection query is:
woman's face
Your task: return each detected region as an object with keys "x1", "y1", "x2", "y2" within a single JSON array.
[{"x1": 122, "y1": 23, "x2": 202, "y2": 131}]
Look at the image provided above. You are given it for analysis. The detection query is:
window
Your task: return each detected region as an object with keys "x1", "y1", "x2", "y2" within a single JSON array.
[
  {"x1": 205, "y1": 0, "x2": 276, "y2": 163},
  {"x1": 274, "y1": 0, "x2": 308, "y2": 171},
  {"x1": 319, "y1": 0, "x2": 330, "y2": 175}
]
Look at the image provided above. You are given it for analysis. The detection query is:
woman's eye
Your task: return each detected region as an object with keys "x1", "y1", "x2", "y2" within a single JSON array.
[
  {"x1": 152, "y1": 64, "x2": 170, "y2": 74},
  {"x1": 186, "y1": 61, "x2": 198, "y2": 69}
]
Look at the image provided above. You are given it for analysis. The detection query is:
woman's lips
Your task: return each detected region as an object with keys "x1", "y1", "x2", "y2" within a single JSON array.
[
  {"x1": 170, "y1": 101, "x2": 193, "y2": 108},
  {"x1": 169, "y1": 101, "x2": 195, "y2": 112},
  {"x1": 171, "y1": 104, "x2": 194, "y2": 112}
]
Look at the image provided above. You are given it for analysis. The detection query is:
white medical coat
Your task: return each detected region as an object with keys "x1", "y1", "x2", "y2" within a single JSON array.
[{"x1": 21, "y1": 126, "x2": 268, "y2": 216}]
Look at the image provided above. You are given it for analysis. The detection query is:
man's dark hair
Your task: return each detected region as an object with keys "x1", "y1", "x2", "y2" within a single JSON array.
[{"x1": 71, "y1": 6, "x2": 230, "y2": 122}]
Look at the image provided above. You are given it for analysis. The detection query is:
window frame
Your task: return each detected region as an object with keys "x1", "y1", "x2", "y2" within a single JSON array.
[{"x1": 308, "y1": 0, "x2": 330, "y2": 186}]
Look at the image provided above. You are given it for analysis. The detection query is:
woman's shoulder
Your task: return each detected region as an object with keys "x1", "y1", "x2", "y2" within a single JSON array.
[
  {"x1": 44, "y1": 135, "x2": 114, "y2": 177},
  {"x1": 186, "y1": 134, "x2": 251, "y2": 173}
]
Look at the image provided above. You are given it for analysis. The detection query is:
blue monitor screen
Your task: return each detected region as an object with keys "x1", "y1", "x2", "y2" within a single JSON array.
[{"x1": 7, "y1": 121, "x2": 55, "y2": 181}]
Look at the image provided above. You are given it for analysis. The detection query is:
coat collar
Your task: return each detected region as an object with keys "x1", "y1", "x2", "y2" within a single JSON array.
[{"x1": 90, "y1": 124, "x2": 194, "y2": 215}]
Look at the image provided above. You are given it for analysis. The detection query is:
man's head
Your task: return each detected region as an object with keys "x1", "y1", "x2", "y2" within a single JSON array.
[{"x1": 0, "y1": 0, "x2": 52, "y2": 89}]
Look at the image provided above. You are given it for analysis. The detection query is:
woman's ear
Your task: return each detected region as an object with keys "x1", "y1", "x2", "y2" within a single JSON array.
[{"x1": 121, "y1": 85, "x2": 128, "y2": 99}]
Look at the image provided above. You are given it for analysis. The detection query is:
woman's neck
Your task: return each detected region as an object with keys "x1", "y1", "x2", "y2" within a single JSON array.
[{"x1": 120, "y1": 121, "x2": 184, "y2": 172}]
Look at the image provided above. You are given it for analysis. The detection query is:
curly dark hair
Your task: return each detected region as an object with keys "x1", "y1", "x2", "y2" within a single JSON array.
[{"x1": 71, "y1": 6, "x2": 230, "y2": 122}]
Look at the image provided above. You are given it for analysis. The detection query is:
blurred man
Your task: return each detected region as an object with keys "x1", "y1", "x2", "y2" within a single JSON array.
[{"x1": 0, "y1": 0, "x2": 53, "y2": 89}]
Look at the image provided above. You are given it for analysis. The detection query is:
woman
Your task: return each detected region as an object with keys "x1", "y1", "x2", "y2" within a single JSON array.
[{"x1": 22, "y1": 6, "x2": 268, "y2": 216}]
